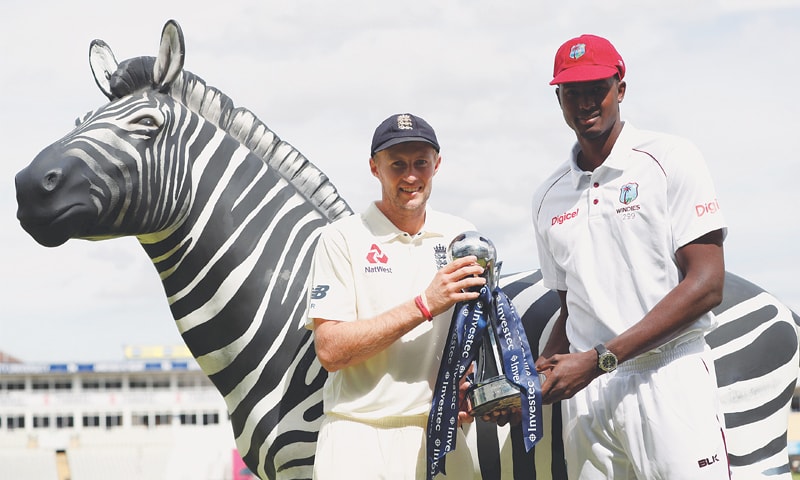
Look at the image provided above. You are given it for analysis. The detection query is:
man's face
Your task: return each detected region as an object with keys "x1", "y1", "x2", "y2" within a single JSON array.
[
  {"x1": 369, "y1": 142, "x2": 440, "y2": 214},
  {"x1": 556, "y1": 77, "x2": 625, "y2": 140}
]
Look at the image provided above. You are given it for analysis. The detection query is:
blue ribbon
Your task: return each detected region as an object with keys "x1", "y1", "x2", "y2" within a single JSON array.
[
  {"x1": 493, "y1": 288, "x2": 543, "y2": 451},
  {"x1": 426, "y1": 286, "x2": 542, "y2": 479}
]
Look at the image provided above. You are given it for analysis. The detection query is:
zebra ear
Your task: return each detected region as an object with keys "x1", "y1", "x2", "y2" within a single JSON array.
[
  {"x1": 89, "y1": 39, "x2": 119, "y2": 100},
  {"x1": 153, "y1": 19, "x2": 185, "y2": 92}
]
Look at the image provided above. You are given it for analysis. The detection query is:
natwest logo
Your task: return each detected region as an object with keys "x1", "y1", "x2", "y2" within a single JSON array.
[
  {"x1": 695, "y1": 198, "x2": 721, "y2": 217},
  {"x1": 366, "y1": 244, "x2": 389, "y2": 264},
  {"x1": 552, "y1": 208, "x2": 579, "y2": 226}
]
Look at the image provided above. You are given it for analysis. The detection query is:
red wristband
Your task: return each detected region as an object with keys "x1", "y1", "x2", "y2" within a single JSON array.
[{"x1": 415, "y1": 294, "x2": 433, "y2": 321}]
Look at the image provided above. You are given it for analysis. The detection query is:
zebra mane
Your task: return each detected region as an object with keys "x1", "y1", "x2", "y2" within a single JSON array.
[{"x1": 108, "y1": 55, "x2": 352, "y2": 223}]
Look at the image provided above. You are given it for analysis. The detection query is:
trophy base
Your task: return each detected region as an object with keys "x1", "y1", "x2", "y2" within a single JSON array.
[{"x1": 468, "y1": 376, "x2": 521, "y2": 417}]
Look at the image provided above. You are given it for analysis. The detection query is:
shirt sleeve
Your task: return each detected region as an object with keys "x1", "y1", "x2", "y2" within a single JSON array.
[
  {"x1": 305, "y1": 225, "x2": 357, "y2": 330},
  {"x1": 665, "y1": 138, "x2": 728, "y2": 251},
  {"x1": 532, "y1": 187, "x2": 567, "y2": 292}
]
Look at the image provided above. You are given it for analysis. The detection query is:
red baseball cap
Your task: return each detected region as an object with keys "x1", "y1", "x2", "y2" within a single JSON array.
[{"x1": 550, "y1": 34, "x2": 625, "y2": 85}]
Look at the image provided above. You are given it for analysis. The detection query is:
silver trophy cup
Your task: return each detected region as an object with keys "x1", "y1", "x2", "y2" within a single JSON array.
[{"x1": 448, "y1": 231, "x2": 521, "y2": 417}]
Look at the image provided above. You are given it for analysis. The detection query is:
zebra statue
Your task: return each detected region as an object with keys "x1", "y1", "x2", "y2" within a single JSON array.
[{"x1": 14, "y1": 20, "x2": 800, "y2": 480}]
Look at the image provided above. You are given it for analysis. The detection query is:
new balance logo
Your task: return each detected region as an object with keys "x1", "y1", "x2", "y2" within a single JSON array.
[{"x1": 310, "y1": 285, "x2": 330, "y2": 300}]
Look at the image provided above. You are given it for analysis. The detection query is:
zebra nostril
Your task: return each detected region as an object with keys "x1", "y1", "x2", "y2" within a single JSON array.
[{"x1": 42, "y1": 169, "x2": 63, "y2": 192}]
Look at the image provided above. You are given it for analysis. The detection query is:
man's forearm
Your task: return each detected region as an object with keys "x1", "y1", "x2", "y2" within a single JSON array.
[{"x1": 313, "y1": 298, "x2": 429, "y2": 372}]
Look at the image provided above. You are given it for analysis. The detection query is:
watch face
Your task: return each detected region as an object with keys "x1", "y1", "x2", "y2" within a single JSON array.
[{"x1": 599, "y1": 353, "x2": 617, "y2": 372}]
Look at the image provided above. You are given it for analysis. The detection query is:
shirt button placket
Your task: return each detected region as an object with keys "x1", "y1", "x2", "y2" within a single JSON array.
[{"x1": 591, "y1": 181, "x2": 601, "y2": 207}]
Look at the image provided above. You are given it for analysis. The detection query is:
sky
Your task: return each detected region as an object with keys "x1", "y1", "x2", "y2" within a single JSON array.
[{"x1": 1, "y1": 0, "x2": 798, "y2": 363}]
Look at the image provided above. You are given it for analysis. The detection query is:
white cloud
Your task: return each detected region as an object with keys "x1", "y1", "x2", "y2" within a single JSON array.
[{"x1": 717, "y1": 0, "x2": 800, "y2": 11}]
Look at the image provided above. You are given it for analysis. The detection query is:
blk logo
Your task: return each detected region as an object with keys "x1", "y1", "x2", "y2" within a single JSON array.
[
  {"x1": 698, "y1": 454, "x2": 719, "y2": 468},
  {"x1": 366, "y1": 244, "x2": 389, "y2": 264}
]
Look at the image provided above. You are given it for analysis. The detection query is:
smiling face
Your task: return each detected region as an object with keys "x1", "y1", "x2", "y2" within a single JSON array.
[
  {"x1": 369, "y1": 141, "x2": 440, "y2": 227},
  {"x1": 556, "y1": 77, "x2": 626, "y2": 142}
]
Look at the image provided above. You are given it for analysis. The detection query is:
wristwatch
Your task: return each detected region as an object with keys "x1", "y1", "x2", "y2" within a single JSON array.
[{"x1": 594, "y1": 344, "x2": 618, "y2": 373}]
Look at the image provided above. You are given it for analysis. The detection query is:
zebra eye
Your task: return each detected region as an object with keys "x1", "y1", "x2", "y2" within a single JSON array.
[{"x1": 136, "y1": 116, "x2": 158, "y2": 127}]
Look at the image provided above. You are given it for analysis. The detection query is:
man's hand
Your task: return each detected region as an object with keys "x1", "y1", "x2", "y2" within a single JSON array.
[
  {"x1": 458, "y1": 368, "x2": 475, "y2": 427},
  {"x1": 424, "y1": 256, "x2": 486, "y2": 317},
  {"x1": 480, "y1": 406, "x2": 522, "y2": 427},
  {"x1": 536, "y1": 350, "x2": 598, "y2": 404}
]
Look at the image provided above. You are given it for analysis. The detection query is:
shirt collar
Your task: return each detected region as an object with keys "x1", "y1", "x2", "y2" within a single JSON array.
[
  {"x1": 363, "y1": 202, "x2": 444, "y2": 243},
  {"x1": 568, "y1": 121, "x2": 636, "y2": 187}
]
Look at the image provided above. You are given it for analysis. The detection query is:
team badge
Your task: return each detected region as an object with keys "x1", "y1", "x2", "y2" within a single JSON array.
[
  {"x1": 434, "y1": 244, "x2": 448, "y2": 270},
  {"x1": 396, "y1": 114, "x2": 413, "y2": 130},
  {"x1": 619, "y1": 182, "x2": 639, "y2": 205},
  {"x1": 569, "y1": 43, "x2": 586, "y2": 60}
]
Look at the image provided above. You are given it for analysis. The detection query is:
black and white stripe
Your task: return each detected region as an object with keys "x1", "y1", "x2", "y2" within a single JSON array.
[
  {"x1": 463, "y1": 270, "x2": 799, "y2": 479},
  {"x1": 15, "y1": 20, "x2": 799, "y2": 480}
]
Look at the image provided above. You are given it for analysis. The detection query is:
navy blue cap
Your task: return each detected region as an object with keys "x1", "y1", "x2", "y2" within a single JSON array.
[{"x1": 370, "y1": 113, "x2": 440, "y2": 156}]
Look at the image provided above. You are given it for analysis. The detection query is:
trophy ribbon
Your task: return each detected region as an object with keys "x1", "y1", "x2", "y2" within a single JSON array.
[
  {"x1": 492, "y1": 287, "x2": 543, "y2": 451},
  {"x1": 426, "y1": 285, "x2": 543, "y2": 480},
  {"x1": 425, "y1": 286, "x2": 489, "y2": 480}
]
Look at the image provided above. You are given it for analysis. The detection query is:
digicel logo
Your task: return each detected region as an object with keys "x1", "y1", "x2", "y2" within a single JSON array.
[
  {"x1": 695, "y1": 199, "x2": 720, "y2": 217},
  {"x1": 552, "y1": 208, "x2": 579, "y2": 226}
]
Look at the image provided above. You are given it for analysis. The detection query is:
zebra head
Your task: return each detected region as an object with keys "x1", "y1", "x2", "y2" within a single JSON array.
[{"x1": 15, "y1": 21, "x2": 195, "y2": 247}]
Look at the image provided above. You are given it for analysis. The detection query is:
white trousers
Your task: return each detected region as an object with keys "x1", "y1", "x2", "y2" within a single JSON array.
[
  {"x1": 563, "y1": 339, "x2": 730, "y2": 479},
  {"x1": 313, "y1": 414, "x2": 475, "y2": 480}
]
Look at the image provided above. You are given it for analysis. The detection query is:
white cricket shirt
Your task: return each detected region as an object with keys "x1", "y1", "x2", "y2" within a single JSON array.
[
  {"x1": 532, "y1": 122, "x2": 728, "y2": 353},
  {"x1": 307, "y1": 202, "x2": 475, "y2": 420}
]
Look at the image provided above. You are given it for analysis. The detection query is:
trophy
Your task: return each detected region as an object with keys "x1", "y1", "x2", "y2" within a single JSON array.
[
  {"x1": 427, "y1": 232, "x2": 542, "y2": 478},
  {"x1": 447, "y1": 231, "x2": 522, "y2": 417}
]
